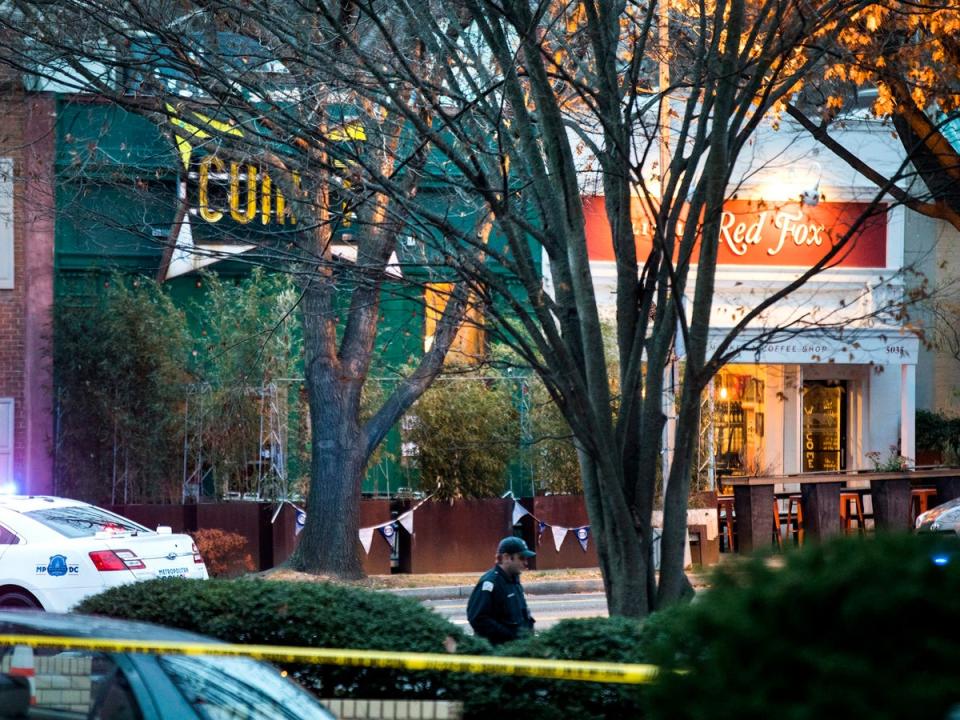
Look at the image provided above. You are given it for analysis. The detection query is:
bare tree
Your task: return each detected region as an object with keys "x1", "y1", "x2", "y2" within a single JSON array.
[
  {"x1": 0, "y1": 0, "x2": 948, "y2": 612},
  {"x1": 315, "y1": 0, "x2": 944, "y2": 613},
  {"x1": 0, "y1": 2, "x2": 480, "y2": 577}
]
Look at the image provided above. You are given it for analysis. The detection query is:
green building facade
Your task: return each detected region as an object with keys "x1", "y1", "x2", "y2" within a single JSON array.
[{"x1": 52, "y1": 98, "x2": 537, "y2": 500}]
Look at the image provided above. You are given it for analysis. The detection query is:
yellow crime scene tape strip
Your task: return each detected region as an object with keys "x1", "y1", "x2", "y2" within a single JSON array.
[{"x1": 0, "y1": 634, "x2": 660, "y2": 685}]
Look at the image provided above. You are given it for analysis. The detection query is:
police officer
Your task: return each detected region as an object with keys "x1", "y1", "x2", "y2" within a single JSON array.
[{"x1": 466, "y1": 536, "x2": 536, "y2": 644}]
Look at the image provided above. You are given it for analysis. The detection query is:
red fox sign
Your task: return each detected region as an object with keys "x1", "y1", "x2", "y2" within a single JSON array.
[{"x1": 583, "y1": 196, "x2": 887, "y2": 268}]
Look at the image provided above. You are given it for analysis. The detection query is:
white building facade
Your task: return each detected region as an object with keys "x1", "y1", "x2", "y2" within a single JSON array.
[{"x1": 575, "y1": 115, "x2": 941, "y2": 483}]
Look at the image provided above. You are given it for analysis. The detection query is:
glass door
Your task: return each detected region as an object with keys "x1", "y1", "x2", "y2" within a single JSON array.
[{"x1": 802, "y1": 381, "x2": 846, "y2": 472}]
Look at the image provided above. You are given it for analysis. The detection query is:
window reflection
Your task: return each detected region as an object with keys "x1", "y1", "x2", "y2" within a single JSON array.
[
  {"x1": 0, "y1": 646, "x2": 140, "y2": 718},
  {"x1": 159, "y1": 655, "x2": 331, "y2": 720},
  {"x1": 24, "y1": 506, "x2": 149, "y2": 539}
]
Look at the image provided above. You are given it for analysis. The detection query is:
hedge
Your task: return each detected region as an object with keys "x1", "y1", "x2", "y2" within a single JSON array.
[
  {"x1": 78, "y1": 577, "x2": 661, "y2": 717},
  {"x1": 916, "y1": 409, "x2": 960, "y2": 456},
  {"x1": 643, "y1": 533, "x2": 960, "y2": 720},
  {"x1": 76, "y1": 578, "x2": 489, "y2": 699},
  {"x1": 454, "y1": 615, "x2": 654, "y2": 719}
]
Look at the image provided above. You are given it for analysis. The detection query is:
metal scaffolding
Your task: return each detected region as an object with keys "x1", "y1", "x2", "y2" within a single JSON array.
[
  {"x1": 255, "y1": 383, "x2": 288, "y2": 501},
  {"x1": 181, "y1": 382, "x2": 289, "y2": 502},
  {"x1": 517, "y1": 375, "x2": 534, "y2": 497},
  {"x1": 181, "y1": 383, "x2": 210, "y2": 503}
]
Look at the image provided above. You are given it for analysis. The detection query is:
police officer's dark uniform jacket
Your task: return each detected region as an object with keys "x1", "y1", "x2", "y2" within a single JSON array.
[{"x1": 466, "y1": 563, "x2": 535, "y2": 644}]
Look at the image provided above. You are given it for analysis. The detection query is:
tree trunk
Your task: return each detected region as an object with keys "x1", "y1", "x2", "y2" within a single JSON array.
[
  {"x1": 657, "y1": 380, "x2": 700, "y2": 606},
  {"x1": 286, "y1": 280, "x2": 366, "y2": 577},
  {"x1": 580, "y1": 453, "x2": 651, "y2": 617},
  {"x1": 289, "y1": 416, "x2": 366, "y2": 577}
]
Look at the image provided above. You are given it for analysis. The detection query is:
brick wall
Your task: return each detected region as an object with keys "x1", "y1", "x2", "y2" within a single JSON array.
[
  {"x1": 321, "y1": 699, "x2": 463, "y2": 720},
  {"x1": 0, "y1": 81, "x2": 55, "y2": 494},
  {"x1": 1, "y1": 652, "x2": 94, "y2": 714},
  {"x1": 0, "y1": 86, "x2": 28, "y2": 487}
]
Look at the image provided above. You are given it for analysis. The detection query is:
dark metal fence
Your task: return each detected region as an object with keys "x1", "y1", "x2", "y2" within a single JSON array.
[{"x1": 110, "y1": 495, "x2": 599, "y2": 574}]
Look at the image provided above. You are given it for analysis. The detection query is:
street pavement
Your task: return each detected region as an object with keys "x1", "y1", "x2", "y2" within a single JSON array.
[
  {"x1": 382, "y1": 569, "x2": 712, "y2": 632},
  {"x1": 423, "y1": 591, "x2": 608, "y2": 632},
  {"x1": 387, "y1": 577, "x2": 603, "y2": 600}
]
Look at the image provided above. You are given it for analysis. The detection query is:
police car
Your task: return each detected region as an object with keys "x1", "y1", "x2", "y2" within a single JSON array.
[
  {"x1": 0, "y1": 496, "x2": 208, "y2": 612},
  {"x1": 916, "y1": 496, "x2": 960, "y2": 535}
]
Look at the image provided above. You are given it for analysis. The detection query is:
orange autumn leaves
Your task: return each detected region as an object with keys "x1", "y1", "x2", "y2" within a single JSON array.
[{"x1": 827, "y1": 2, "x2": 960, "y2": 115}]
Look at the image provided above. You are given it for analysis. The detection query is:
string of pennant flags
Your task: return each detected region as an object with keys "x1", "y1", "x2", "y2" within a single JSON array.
[
  {"x1": 274, "y1": 496, "x2": 589, "y2": 554},
  {"x1": 356, "y1": 495, "x2": 431, "y2": 555},
  {"x1": 360, "y1": 495, "x2": 433, "y2": 555},
  {"x1": 271, "y1": 496, "x2": 432, "y2": 555},
  {"x1": 512, "y1": 500, "x2": 591, "y2": 553}
]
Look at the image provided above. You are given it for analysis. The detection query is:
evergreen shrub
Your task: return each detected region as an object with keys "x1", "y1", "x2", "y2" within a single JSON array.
[
  {"x1": 916, "y1": 409, "x2": 960, "y2": 459},
  {"x1": 643, "y1": 533, "x2": 960, "y2": 720},
  {"x1": 76, "y1": 578, "x2": 488, "y2": 698},
  {"x1": 453, "y1": 615, "x2": 656, "y2": 719}
]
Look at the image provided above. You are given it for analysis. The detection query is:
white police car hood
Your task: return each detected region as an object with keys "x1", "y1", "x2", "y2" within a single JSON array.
[{"x1": 916, "y1": 497, "x2": 960, "y2": 533}]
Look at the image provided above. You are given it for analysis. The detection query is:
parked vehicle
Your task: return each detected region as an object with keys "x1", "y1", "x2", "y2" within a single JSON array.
[
  {"x1": 915, "y1": 496, "x2": 960, "y2": 534},
  {"x1": 0, "y1": 496, "x2": 208, "y2": 611},
  {"x1": 0, "y1": 610, "x2": 335, "y2": 719}
]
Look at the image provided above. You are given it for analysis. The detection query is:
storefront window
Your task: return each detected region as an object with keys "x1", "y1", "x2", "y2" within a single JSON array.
[{"x1": 706, "y1": 367, "x2": 766, "y2": 485}]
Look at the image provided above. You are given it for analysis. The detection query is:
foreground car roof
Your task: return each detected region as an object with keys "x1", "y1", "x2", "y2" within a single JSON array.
[{"x1": 0, "y1": 610, "x2": 220, "y2": 644}]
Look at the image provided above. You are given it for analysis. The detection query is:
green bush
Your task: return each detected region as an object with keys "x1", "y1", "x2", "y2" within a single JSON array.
[
  {"x1": 408, "y1": 375, "x2": 520, "y2": 499},
  {"x1": 455, "y1": 616, "x2": 656, "y2": 719},
  {"x1": 643, "y1": 533, "x2": 960, "y2": 720},
  {"x1": 54, "y1": 275, "x2": 191, "y2": 502},
  {"x1": 76, "y1": 578, "x2": 489, "y2": 698},
  {"x1": 916, "y1": 409, "x2": 960, "y2": 458}
]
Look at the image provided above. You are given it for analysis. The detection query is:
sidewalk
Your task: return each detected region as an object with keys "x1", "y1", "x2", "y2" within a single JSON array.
[
  {"x1": 261, "y1": 565, "x2": 714, "y2": 600},
  {"x1": 387, "y1": 576, "x2": 604, "y2": 600},
  {"x1": 376, "y1": 567, "x2": 714, "y2": 601}
]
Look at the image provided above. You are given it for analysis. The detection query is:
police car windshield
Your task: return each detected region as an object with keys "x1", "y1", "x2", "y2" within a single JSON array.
[{"x1": 24, "y1": 506, "x2": 150, "y2": 538}]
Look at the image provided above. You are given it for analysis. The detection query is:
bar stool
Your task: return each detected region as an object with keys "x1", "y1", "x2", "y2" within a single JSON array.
[
  {"x1": 911, "y1": 487, "x2": 937, "y2": 522},
  {"x1": 717, "y1": 495, "x2": 735, "y2": 552},
  {"x1": 786, "y1": 494, "x2": 803, "y2": 546},
  {"x1": 840, "y1": 491, "x2": 866, "y2": 534},
  {"x1": 772, "y1": 498, "x2": 783, "y2": 550}
]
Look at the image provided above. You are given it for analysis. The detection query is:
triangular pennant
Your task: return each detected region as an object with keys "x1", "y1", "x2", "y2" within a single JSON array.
[
  {"x1": 294, "y1": 510, "x2": 307, "y2": 536},
  {"x1": 574, "y1": 526, "x2": 590, "y2": 552},
  {"x1": 379, "y1": 523, "x2": 398, "y2": 550},
  {"x1": 538, "y1": 521, "x2": 547, "y2": 543},
  {"x1": 398, "y1": 510, "x2": 414, "y2": 535},
  {"x1": 512, "y1": 502, "x2": 529, "y2": 525},
  {"x1": 359, "y1": 527, "x2": 374, "y2": 555},
  {"x1": 551, "y1": 525, "x2": 568, "y2": 552}
]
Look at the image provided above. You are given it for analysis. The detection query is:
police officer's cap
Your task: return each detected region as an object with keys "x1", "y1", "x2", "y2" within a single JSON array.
[{"x1": 497, "y1": 536, "x2": 536, "y2": 557}]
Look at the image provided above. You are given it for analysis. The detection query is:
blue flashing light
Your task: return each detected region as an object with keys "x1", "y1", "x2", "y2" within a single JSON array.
[{"x1": 933, "y1": 555, "x2": 950, "y2": 567}]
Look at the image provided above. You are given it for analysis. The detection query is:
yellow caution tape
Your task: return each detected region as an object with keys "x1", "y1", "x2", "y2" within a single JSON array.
[{"x1": 0, "y1": 634, "x2": 660, "y2": 685}]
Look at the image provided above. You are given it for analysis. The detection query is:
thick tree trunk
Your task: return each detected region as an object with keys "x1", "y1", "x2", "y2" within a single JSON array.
[
  {"x1": 286, "y1": 280, "x2": 366, "y2": 577},
  {"x1": 289, "y1": 416, "x2": 366, "y2": 577},
  {"x1": 601, "y1": 518, "x2": 650, "y2": 617}
]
